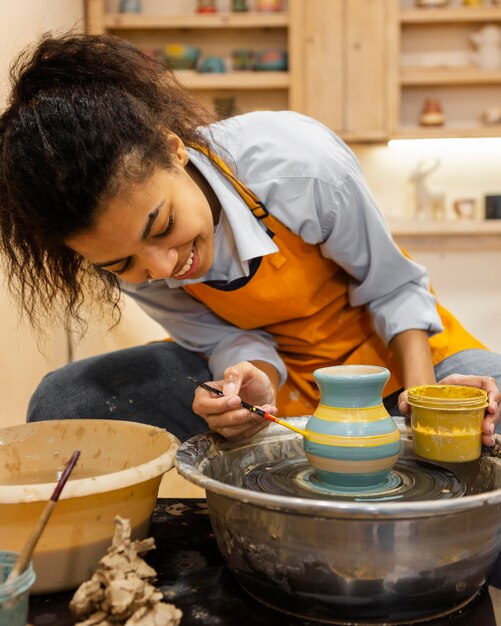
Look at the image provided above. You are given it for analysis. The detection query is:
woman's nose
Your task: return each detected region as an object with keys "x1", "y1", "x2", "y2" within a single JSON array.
[{"x1": 144, "y1": 247, "x2": 178, "y2": 280}]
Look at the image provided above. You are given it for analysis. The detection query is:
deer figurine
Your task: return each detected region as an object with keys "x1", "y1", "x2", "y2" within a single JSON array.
[{"x1": 409, "y1": 159, "x2": 446, "y2": 221}]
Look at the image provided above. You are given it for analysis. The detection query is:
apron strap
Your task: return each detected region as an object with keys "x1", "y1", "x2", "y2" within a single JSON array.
[{"x1": 189, "y1": 142, "x2": 269, "y2": 219}]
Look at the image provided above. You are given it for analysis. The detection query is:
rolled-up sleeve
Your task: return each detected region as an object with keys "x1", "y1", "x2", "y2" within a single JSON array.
[
  {"x1": 319, "y1": 170, "x2": 444, "y2": 346},
  {"x1": 122, "y1": 283, "x2": 288, "y2": 385}
]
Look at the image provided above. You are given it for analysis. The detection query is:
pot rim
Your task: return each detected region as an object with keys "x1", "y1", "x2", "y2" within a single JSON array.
[
  {"x1": 0, "y1": 419, "x2": 180, "y2": 503},
  {"x1": 175, "y1": 422, "x2": 501, "y2": 520}
]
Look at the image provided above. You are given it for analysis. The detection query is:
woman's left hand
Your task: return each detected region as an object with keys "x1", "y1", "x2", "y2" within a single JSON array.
[{"x1": 398, "y1": 374, "x2": 500, "y2": 446}]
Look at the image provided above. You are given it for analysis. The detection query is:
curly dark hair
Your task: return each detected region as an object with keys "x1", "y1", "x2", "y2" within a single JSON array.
[{"x1": 0, "y1": 32, "x2": 215, "y2": 333}]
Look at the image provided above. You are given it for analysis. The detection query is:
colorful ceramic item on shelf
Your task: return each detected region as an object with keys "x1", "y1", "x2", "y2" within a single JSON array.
[
  {"x1": 408, "y1": 385, "x2": 488, "y2": 462},
  {"x1": 303, "y1": 365, "x2": 400, "y2": 489},
  {"x1": 197, "y1": 0, "x2": 217, "y2": 13},
  {"x1": 232, "y1": 49, "x2": 254, "y2": 71},
  {"x1": 253, "y1": 50, "x2": 288, "y2": 71},
  {"x1": 119, "y1": 0, "x2": 141, "y2": 12},
  {"x1": 419, "y1": 98, "x2": 445, "y2": 126},
  {"x1": 163, "y1": 45, "x2": 201, "y2": 70},
  {"x1": 199, "y1": 56, "x2": 226, "y2": 73},
  {"x1": 256, "y1": 0, "x2": 284, "y2": 10},
  {"x1": 231, "y1": 0, "x2": 248, "y2": 11}
]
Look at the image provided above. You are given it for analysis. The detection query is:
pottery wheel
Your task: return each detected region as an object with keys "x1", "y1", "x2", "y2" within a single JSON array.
[{"x1": 243, "y1": 456, "x2": 466, "y2": 502}]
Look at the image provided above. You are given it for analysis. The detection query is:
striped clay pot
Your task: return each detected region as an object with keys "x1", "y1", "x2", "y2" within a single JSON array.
[{"x1": 304, "y1": 365, "x2": 401, "y2": 489}]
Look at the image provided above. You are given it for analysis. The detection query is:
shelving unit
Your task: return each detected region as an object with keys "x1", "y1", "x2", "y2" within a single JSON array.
[
  {"x1": 400, "y1": 6, "x2": 501, "y2": 24},
  {"x1": 85, "y1": 1, "x2": 294, "y2": 117},
  {"x1": 391, "y1": 2, "x2": 501, "y2": 139},
  {"x1": 388, "y1": 218, "x2": 501, "y2": 251},
  {"x1": 103, "y1": 12, "x2": 288, "y2": 29}
]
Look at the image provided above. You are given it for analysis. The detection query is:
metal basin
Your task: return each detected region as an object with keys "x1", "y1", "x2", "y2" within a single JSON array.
[{"x1": 176, "y1": 417, "x2": 501, "y2": 624}]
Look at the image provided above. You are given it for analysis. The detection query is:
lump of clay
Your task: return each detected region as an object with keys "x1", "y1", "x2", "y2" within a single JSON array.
[{"x1": 70, "y1": 516, "x2": 182, "y2": 626}]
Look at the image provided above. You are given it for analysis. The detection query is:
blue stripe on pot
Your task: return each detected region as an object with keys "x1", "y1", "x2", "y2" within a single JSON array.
[
  {"x1": 305, "y1": 440, "x2": 401, "y2": 461},
  {"x1": 313, "y1": 365, "x2": 390, "y2": 409}
]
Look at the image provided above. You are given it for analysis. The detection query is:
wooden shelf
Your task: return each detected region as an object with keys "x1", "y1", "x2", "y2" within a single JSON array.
[
  {"x1": 400, "y1": 7, "x2": 501, "y2": 24},
  {"x1": 104, "y1": 12, "x2": 288, "y2": 30},
  {"x1": 388, "y1": 219, "x2": 501, "y2": 250},
  {"x1": 175, "y1": 70, "x2": 289, "y2": 90},
  {"x1": 401, "y1": 66, "x2": 501, "y2": 86},
  {"x1": 393, "y1": 125, "x2": 501, "y2": 139},
  {"x1": 388, "y1": 219, "x2": 501, "y2": 236}
]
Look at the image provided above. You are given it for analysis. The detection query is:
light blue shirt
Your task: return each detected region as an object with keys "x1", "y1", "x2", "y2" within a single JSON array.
[{"x1": 122, "y1": 111, "x2": 443, "y2": 386}]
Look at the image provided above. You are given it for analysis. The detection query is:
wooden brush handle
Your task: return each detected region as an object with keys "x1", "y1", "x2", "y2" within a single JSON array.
[
  {"x1": 6, "y1": 500, "x2": 56, "y2": 582},
  {"x1": 5, "y1": 450, "x2": 80, "y2": 583}
]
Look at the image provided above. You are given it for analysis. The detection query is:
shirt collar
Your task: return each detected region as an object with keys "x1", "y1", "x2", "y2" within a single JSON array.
[{"x1": 164, "y1": 146, "x2": 277, "y2": 288}]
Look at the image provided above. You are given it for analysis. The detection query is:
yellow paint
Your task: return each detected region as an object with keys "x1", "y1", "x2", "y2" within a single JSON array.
[
  {"x1": 412, "y1": 425, "x2": 482, "y2": 463},
  {"x1": 314, "y1": 403, "x2": 389, "y2": 423},
  {"x1": 408, "y1": 385, "x2": 488, "y2": 462},
  {"x1": 306, "y1": 429, "x2": 401, "y2": 447}
]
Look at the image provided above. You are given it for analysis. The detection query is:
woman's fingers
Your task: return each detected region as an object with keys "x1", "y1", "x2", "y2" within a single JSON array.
[
  {"x1": 190, "y1": 362, "x2": 278, "y2": 440},
  {"x1": 222, "y1": 366, "x2": 241, "y2": 397},
  {"x1": 397, "y1": 390, "x2": 410, "y2": 416}
]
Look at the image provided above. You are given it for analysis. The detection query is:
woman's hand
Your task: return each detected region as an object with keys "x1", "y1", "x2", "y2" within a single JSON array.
[
  {"x1": 398, "y1": 374, "x2": 500, "y2": 446},
  {"x1": 191, "y1": 361, "x2": 278, "y2": 440}
]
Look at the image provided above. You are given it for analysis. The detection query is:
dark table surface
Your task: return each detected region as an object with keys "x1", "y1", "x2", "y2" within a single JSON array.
[{"x1": 29, "y1": 498, "x2": 500, "y2": 626}]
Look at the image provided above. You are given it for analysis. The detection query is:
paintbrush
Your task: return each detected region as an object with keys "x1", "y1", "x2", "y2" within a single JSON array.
[
  {"x1": 6, "y1": 450, "x2": 81, "y2": 583},
  {"x1": 188, "y1": 376, "x2": 310, "y2": 439}
]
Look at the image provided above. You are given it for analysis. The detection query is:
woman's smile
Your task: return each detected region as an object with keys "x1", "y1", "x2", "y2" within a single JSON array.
[
  {"x1": 172, "y1": 245, "x2": 199, "y2": 279},
  {"x1": 66, "y1": 155, "x2": 219, "y2": 284}
]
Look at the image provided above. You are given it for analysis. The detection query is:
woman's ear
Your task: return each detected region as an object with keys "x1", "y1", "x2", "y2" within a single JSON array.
[{"x1": 166, "y1": 132, "x2": 189, "y2": 167}]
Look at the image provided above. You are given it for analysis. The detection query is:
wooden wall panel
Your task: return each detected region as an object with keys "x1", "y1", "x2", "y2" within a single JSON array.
[{"x1": 345, "y1": 0, "x2": 388, "y2": 139}]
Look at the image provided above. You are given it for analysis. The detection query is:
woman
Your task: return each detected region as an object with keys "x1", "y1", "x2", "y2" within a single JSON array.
[{"x1": 0, "y1": 33, "x2": 499, "y2": 443}]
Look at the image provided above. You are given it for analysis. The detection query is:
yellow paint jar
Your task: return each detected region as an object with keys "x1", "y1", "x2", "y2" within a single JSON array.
[{"x1": 408, "y1": 385, "x2": 488, "y2": 463}]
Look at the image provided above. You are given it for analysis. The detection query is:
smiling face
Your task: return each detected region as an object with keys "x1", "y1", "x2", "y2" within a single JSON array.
[{"x1": 67, "y1": 138, "x2": 219, "y2": 284}]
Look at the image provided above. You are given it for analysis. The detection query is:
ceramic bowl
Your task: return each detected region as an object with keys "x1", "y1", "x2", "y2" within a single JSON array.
[{"x1": 0, "y1": 419, "x2": 179, "y2": 593}]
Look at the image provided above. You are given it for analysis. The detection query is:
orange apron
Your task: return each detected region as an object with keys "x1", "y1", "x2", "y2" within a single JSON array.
[{"x1": 183, "y1": 150, "x2": 486, "y2": 416}]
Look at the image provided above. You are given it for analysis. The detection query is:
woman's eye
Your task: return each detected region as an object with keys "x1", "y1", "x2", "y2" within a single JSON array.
[
  {"x1": 113, "y1": 257, "x2": 134, "y2": 275},
  {"x1": 154, "y1": 215, "x2": 175, "y2": 239}
]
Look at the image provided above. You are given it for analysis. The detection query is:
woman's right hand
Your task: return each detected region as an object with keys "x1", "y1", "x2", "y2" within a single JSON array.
[{"x1": 191, "y1": 361, "x2": 278, "y2": 440}]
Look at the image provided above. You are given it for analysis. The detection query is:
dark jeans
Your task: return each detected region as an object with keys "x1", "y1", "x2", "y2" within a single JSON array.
[
  {"x1": 27, "y1": 342, "x2": 210, "y2": 442},
  {"x1": 28, "y1": 345, "x2": 501, "y2": 442}
]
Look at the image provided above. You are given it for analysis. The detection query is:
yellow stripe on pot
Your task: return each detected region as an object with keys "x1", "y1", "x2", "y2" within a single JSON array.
[
  {"x1": 313, "y1": 404, "x2": 389, "y2": 423},
  {"x1": 307, "y1": 429, "x2": 401, "y2": 447}
]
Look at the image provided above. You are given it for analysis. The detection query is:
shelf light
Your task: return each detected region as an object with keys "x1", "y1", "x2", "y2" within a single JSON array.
[{"x1": 388, "y1": 137, "x2": 501, "y2": 155}]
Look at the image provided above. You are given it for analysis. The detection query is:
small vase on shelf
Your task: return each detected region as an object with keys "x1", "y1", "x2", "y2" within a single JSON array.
[
  {"x1": 256, "y1": 0, "x2": 284, "y2": 10},
  {"x1": 197, "y1": 0, "x2": 217, "y2": 13},
  {"x1": 232, "y1": 0, "x2": 248, "y2": 11},
  {"x1": 419, "y1": 98, "x2": 445, "y2": 127},
  {"x1": 415, "y1": 0, "x2": 449, "y2": 7},
  {"x1": 119, "y1": 0, "x2": 141, "y2": 12}
]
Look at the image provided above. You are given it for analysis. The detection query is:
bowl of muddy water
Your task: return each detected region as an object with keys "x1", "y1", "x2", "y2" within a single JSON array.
[
  {"x1": 176, "y1": 416, "x2": 501, "y2": 624},
  {"x1": 0, "y1": 419, "x2": 179, "y2": 593}
]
